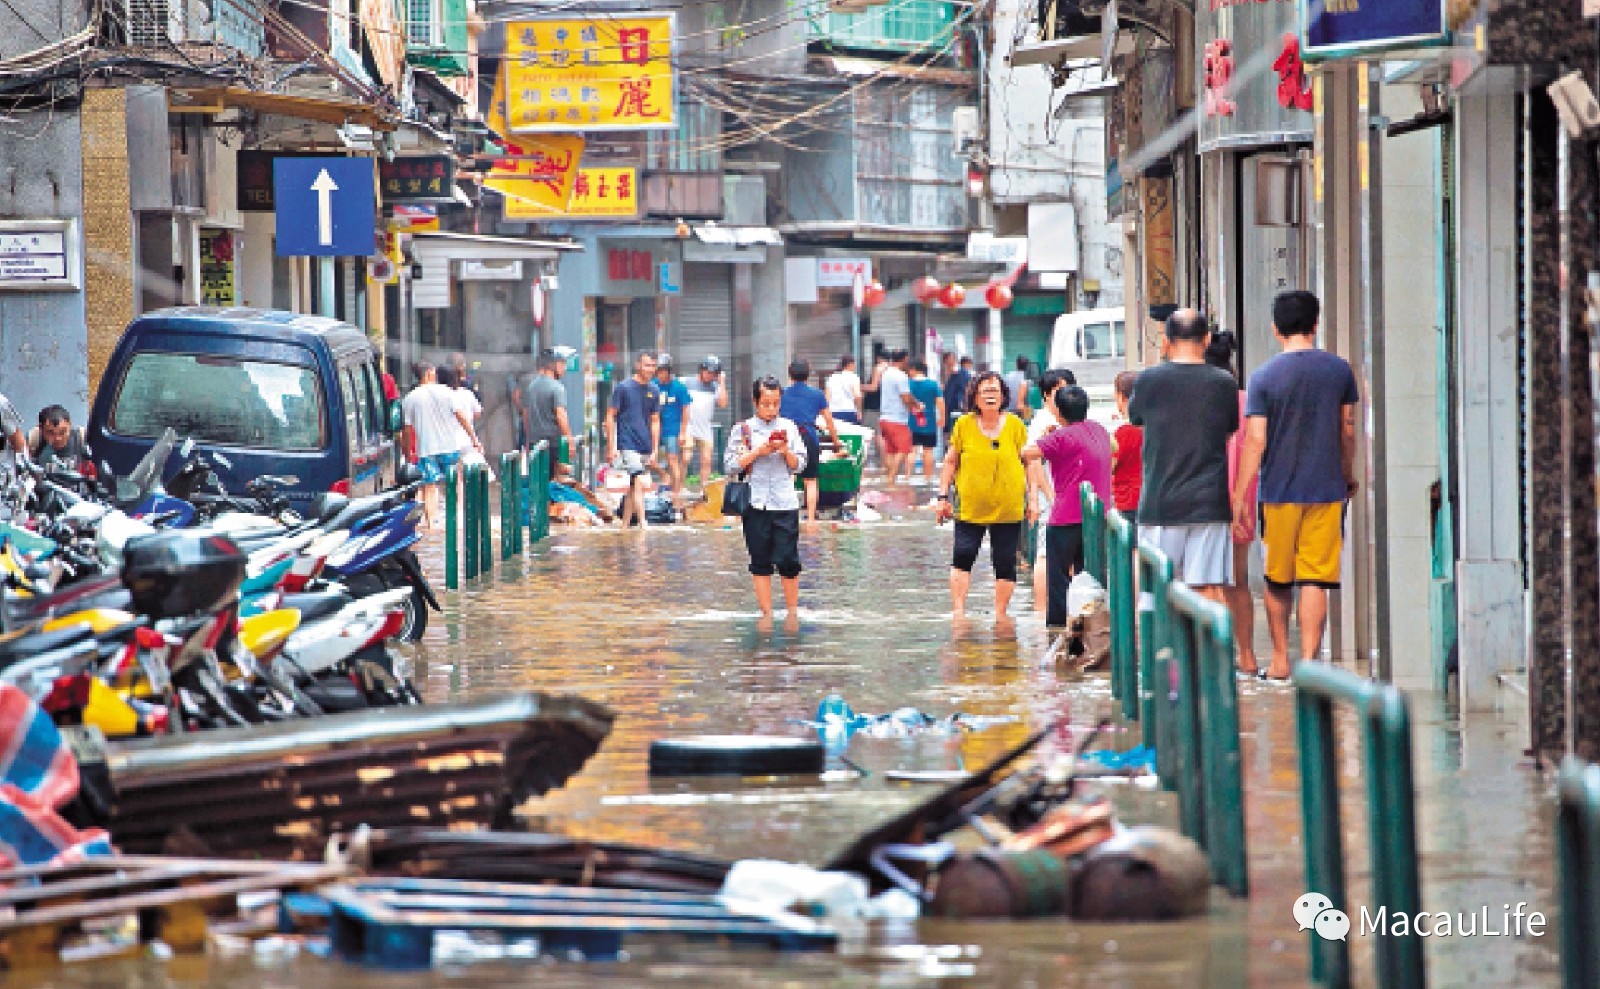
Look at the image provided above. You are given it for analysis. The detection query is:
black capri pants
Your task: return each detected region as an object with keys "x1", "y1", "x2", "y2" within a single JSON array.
[
  {"x1": 1045, "y1": 523, "x2": 1086, "y2": 628},
  {"x1": 743, "y1": 508, "x2": 802, "y2": 578},
  {"x1": 797, "y1": 428, "x2": 821, "y2": 480},
  {"x1": 951, "y1": 520, "x2": 1022, "y2": 583}
]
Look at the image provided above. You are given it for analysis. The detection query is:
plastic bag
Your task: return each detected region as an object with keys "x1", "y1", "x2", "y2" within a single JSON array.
[{"x1": 1066, "y1": 571, "x2": 1107, "y2": 616}]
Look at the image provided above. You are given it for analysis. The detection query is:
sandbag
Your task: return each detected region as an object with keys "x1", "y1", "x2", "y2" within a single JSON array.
[{"x1": 1066, "y1": 825, "x2": 1211, "y2": 921}]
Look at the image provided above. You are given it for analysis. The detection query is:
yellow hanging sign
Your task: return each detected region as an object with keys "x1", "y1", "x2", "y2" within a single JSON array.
[
  {"x1": 483, "y1": 71, "x2": 586, "y2": 214},
  {"x1": 504, "y1": 15, "x2": 675, "y2": 133},
  {"x1": 504, "y1": 167, "x2": 638, "y2": 220}
]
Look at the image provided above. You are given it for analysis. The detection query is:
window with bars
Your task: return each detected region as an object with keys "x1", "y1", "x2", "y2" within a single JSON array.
[
  {"x1": 646, "y1": 100, "x2": 721, "y2": 173},
  {"x1": 407, "y1": 0, "x2": 439, "y2": 47}
]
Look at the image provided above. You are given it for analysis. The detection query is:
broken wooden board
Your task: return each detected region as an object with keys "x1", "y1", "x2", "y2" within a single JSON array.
[
  {"x1": 83, "y1": 693, "x2": 614, "y2": 858},
  {"x1": 0, "y1": 855, "x2": 344, "y2": 969}
]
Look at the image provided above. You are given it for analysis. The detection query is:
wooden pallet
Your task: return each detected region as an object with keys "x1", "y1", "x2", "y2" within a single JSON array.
[
  {"x1": 0, "y1": 855, "x2": 346, "y2": 969},
  {"x1": 322, "y1": 877, "x2": 838, "y2": 968}
]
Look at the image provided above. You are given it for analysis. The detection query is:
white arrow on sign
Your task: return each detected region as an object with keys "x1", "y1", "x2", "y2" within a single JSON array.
[{"x1": 311, "y1": 168, "x2": 340, "y2": 246}]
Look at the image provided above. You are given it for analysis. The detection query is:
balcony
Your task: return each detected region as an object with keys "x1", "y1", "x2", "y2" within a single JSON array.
[
  {"x1": 406, "y1": 0, "x2": 469, "y2": 76},
  {"x1": 808, "y1": 0, "x2": 956, "y2": 55}
]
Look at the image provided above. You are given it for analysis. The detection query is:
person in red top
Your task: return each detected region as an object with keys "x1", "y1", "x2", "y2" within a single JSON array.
[
  {"x1": 1111, "y1": 371, "x2": 1143, "y2": 534},
  {"x1": 1208, "y1": 330, "x2": 1260, "y2": 676}
]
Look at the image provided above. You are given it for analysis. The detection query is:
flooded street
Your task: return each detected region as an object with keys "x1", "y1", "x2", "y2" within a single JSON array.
[{"x1": 12, "y1": 520, "x2": 1564, "y2": 988}]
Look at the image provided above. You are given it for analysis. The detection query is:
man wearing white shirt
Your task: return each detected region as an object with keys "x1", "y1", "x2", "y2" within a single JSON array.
[{"x1": 876, "y1": 349, "x2": 917, "y2": 484}]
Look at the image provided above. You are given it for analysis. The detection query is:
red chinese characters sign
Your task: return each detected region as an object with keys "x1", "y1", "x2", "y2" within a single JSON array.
[
  {"x1": 606, "y1": 249, "x2": 653, "y2": 282},
  {"x1": 504, "y1": 16, "x2": 675, "y2": 133}
]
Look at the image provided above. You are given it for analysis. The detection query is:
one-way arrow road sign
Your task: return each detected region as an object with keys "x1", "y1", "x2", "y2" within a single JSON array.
[
  {"x1": 274, "y1": 157, "x2": 375, "y2": 257},
  {"x1": 311, "y1": 168, "x2": 339, "y2": 246}
]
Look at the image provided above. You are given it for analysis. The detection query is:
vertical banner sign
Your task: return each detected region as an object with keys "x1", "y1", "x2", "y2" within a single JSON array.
[
  {"x1": 199, "y1": 230, "x2": 237, "y2": 305},
  {"x1": 1300, "y1": 0, "x2": 1447, "y2": 60},
  {"x1": 504, "y1": 16, "x2": 675, "y2": 132},
  {"x1": 1140, "y1": 177, "x2": 1175, "y2": 308},
  {"x1": 485, "y1": 70, "x2": 585, "y2": 213}
]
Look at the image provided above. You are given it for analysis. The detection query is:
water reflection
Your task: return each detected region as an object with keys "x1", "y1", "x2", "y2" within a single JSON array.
[{"x1": 5, "y1": 524, "x2": 1560, "y2": 988}]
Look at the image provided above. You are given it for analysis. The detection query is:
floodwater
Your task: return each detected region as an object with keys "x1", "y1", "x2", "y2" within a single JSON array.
[{"x1": 11, "y1": 515, "x2": 1563, "y2": 988}]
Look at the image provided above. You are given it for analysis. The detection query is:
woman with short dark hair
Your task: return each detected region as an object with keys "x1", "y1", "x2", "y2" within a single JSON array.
[
  {"x1": 725, "y1": 376, "x2": 808, "y2": 620},
  {"x1": 934, "y1": 371, "x2": 1028, "y2": 621}
]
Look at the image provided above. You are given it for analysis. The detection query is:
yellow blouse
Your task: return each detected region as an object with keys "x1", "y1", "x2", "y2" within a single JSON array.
[{"x1": 950, "y1": 413, "x2": 1028, "y2": 525}]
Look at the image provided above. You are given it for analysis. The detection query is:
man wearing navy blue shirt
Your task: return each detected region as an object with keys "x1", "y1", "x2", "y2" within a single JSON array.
[{"x1": 780, "y1": 359, "x2": 842, "y2": 522}]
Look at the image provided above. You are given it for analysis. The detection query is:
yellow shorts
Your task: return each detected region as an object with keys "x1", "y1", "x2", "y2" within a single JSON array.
[{"x1": 1261, "y1": 502, "x2": 1344, "y2": 587}]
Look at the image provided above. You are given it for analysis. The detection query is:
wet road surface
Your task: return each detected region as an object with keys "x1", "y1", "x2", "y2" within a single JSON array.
[{"x1": 10, "y1": 516, "x2": 1563, "y2": 987}]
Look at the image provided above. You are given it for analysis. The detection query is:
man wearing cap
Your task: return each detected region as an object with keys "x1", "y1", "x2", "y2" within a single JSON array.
[
  {"x1": 523, "y1": 349, "x2": 573, "y2": 478},
  {"x1": 654, "y1": 353, "x2": 693, "y2": 498},
  {"x1": 683, "y1": 356, "x2": 728, "y2": 488}
]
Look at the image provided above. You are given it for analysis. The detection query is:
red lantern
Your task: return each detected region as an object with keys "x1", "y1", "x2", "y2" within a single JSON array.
[
  {"x1": 911, "y1": 276, "x2": 942, "y2": 303},
  {"x1": 938, "y1": 283, "x2": 967, "y2": 308},
  {"x1": 985, "y1": 282, "x2": 1014, "y2": 310},
  {"x1": 863, "y1": 280, "x2": 887, "y2": 308}
]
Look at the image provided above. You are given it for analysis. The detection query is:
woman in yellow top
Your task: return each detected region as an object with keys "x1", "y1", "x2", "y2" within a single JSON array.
[{"x1": 934, "y1": 371, "x2": 1030, "y2": 619}]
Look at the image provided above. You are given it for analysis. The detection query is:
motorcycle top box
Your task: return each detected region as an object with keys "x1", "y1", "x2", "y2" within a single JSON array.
[{"x1": 122, "y1": 531, "x2": 246, "y2": 619}]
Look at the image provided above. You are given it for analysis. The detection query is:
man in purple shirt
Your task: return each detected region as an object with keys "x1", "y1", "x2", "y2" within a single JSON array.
[{"x1": 1022, "y1": 386, "x2": 1112, "y2": 627}]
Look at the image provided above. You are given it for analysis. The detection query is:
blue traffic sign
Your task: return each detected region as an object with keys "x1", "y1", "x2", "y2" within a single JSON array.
[
  {"x1": 274, "y1": 157, "x2": 376, "y2": 257},
  {"x1": 1301, "y1": 0, "x2": 1446, "y2": 60}
]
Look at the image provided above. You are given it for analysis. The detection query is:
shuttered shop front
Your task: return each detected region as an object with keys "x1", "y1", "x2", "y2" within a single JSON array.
[{"x1": 678, "y1": 263, "x2": 740, "y2": 422}]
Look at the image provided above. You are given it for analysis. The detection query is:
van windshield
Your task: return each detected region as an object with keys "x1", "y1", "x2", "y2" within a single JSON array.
[
  {"x1": 110, "y1": 352, "x2": 325, "y2": 451},
  {"x1": 1081, "y1": 323, "x2": 1117, "y2": 359}
]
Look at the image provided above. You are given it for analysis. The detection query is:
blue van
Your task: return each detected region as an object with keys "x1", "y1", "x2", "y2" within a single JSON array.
[{"x1": 88, "y1": 308, "x2": 396, "y2": 503}]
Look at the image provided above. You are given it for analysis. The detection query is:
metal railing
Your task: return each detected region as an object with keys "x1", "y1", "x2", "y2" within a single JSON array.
[
  {"x1": 1559, "y1": 757, "x2": 1600, "y2": 989},
  {"x1": 1080, "y1": 483, "x2": 1247, "y2": 898},
  {"x1": 1294, "y1": 663, "x2": 1424, "y2": 989},
  {"x1": 443, "y1": 444, "x2": 555, "y2": 589},
  {"x1": 1167, "y1": 583, "x2": 1248, "y2": 897}
]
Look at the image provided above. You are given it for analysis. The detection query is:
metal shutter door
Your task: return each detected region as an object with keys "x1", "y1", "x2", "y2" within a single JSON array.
[
  {"x1": 866, "y1": 300, "x2": 910, "y2": 356},
  {"x1": 678, "y1": 263, "x2": 738, "y2": 423}
]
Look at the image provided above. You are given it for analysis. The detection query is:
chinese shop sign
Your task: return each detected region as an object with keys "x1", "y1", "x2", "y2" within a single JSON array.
[
  {"x1": 504, "y1": 15, "x2": 675, "y2": 133},
  {"x1": 504, "y1": 167, "x2": 638, "y2": 219},
  {"x1": 380, "y1": 156, "x2": 456, "y2": 203},
  {"x1": 199, "y1": 229, "x2": 237, "y2": 306},
  {"x1": 483, "y1": 71, "x2": 585, "y2": 213},
  {"x1": 1196, "y1": 0, "x2": 1312, "y2": 154},
  {"x1": 814, "y1": 258, "x2": 871, "y2": 288}
]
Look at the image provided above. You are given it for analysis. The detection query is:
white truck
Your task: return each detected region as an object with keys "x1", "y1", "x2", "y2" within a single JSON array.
[{"x1": 1047, "y1": 307, "x2": 1128, "y2": 427}]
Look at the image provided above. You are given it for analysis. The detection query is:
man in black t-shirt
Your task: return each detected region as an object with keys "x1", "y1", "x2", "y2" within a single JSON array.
[{"x1": 1127, "y1": 309, "x2": 1240, "y2": 600}]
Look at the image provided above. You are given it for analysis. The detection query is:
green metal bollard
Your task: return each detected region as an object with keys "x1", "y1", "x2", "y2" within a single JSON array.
[
  {"x1": 477, "y1": 464, "x2": 492, "y2": 575},
  {"x1": 461, "y1": 464, "x2": 478, "y2": 581},
  {"x1": 1106, "y1": 509, "x2": 1137, "y2": 721},
  {"x1": 500, "y1": 453, "x2": 515, "y2": 561},
  {"x1": 1079, "y1": 483, "x2": 1106, "y2": 584},
  {"x1": 528, "y1": 442, "x2": 550, "y2": 544},
  {"x1": 1135, "y1": 543, "x2": 1175, "y2": 786},
  {"x1": 1558, "y1": 758, "x2": 1600, "y2": 989},
  {"x1": 1294, "y1": 663, "x2": 1424, "y2": 989},
  {"x1": 444, "y1": 463, "x2": 459, "y2": 590},
  {"x1": 514, "y1": 452, "x2": 526, "y2": 555},
  {"x1": 1167, "y1": 583, "x2": 1248, "y2": 898}
]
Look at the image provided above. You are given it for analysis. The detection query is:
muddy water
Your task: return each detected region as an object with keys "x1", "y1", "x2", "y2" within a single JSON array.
[{"x1": 12, "y1": 521, "x2": 1562, "y2": 988}]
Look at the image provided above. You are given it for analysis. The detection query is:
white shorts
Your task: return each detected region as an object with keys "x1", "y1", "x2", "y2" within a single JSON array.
[
  {"x1": 1139, "y1": 522, "x2": 1233, "y2": 588},
  {"x1": 612, "y1": 450, "x2": 650, "y2": 477}
]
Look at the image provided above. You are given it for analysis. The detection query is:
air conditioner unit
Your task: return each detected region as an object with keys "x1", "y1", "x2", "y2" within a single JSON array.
[
  {"x1": 951, "y1": 106, "x2": 981, "y2": 157},
  {"x1": 124, "y1": 0, "x2": 185, "y2": 46}
]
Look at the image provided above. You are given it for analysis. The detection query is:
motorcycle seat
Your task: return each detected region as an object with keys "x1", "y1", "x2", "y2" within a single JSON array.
[
  {"x1": 277, "y1": 589, "x2": 352, "y2": 623},
  {"x1": 0, "y1": 623, "x2": 95, "y2": 665}
]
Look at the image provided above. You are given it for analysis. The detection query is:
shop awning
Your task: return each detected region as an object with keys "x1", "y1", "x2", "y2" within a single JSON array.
[
  {"x1": 692, "y1": 225, "x2": 783, "y2": 247},
  {"x1": 409, "y1": 231, "x2": 582, "y2": 260},
  {"x1": 168, "y1": 87, "x2": 395, "y2": 130}
]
